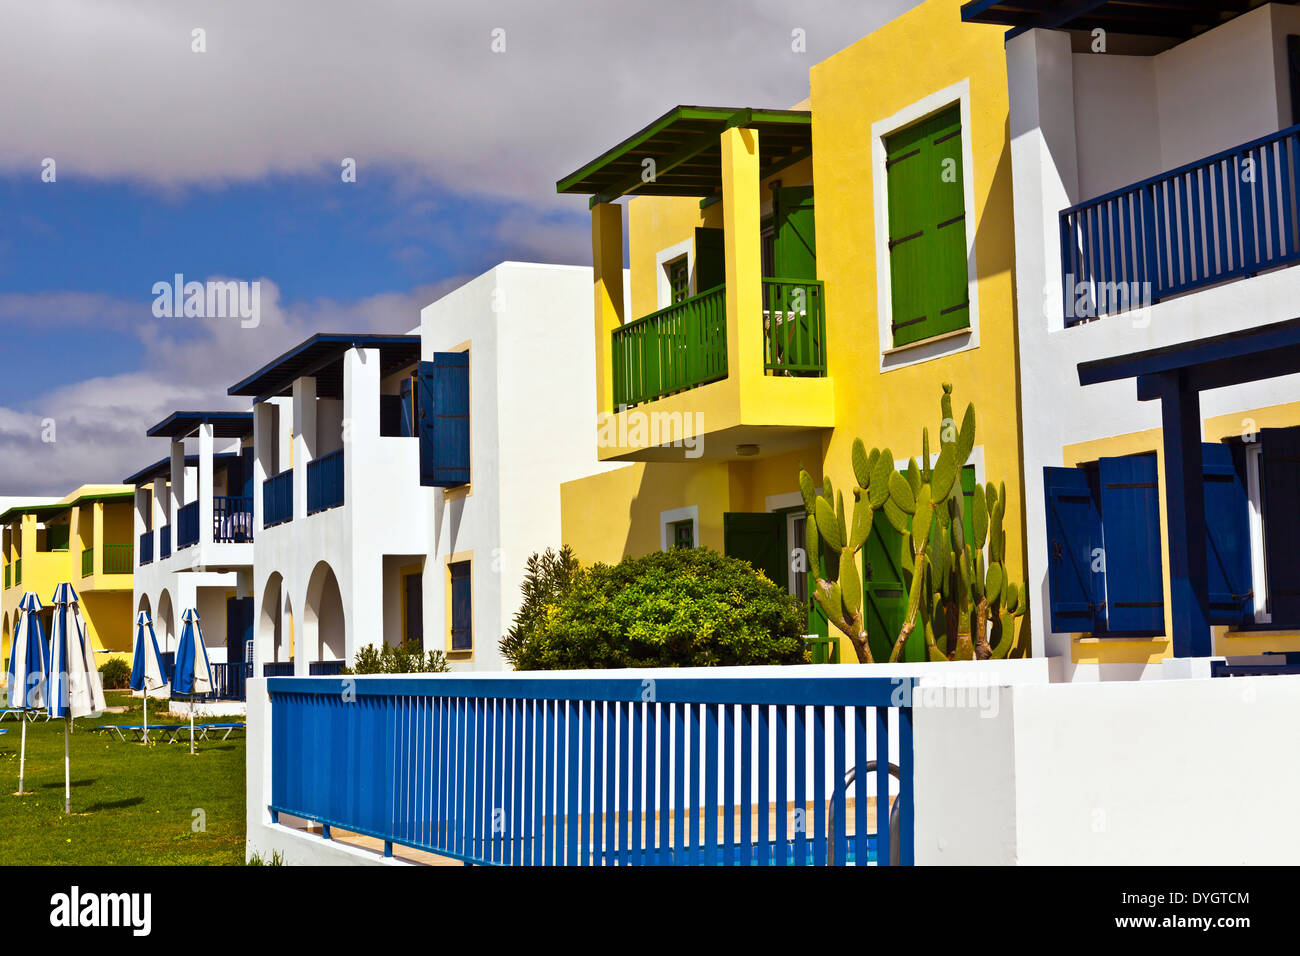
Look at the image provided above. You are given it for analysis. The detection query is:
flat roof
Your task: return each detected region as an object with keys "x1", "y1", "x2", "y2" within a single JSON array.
[
  {"x1": 228, "y1": 333, "x2": 422, "y2": 401},
  {"x1": 0, "y1": 485, "x2": 134, "y2": 525},
  {"x1": 960, "y1": 0, "x2": 1273, "y2": 40},
  {"x1": 556, "y1": 105, "x2": 813, "y2": 204},
  {"x1": 123, "y1": 452, "x2": 241, "y2": 486},
  {"x1": 146, "y1": 411, "x2": 254, "y2": 440}
]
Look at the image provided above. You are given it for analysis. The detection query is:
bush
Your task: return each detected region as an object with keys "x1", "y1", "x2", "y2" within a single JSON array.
[
  {"x1": 344, "y1": 639, "x2": 449, "y2": 674},
  {"x1": 503, "y1": 547, "x2": 807, "y2": 670},
  {"x1": 99, "y1": 657, "x2": 131, "y2": 689}
]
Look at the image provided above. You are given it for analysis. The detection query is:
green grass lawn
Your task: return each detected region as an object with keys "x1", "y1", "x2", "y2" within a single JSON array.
[{"x1": 0, "y1": 689, "x2": 245, "y2": 865}]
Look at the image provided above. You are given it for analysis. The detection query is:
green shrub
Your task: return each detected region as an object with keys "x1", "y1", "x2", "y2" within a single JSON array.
[
  {"x1": 343, "y1": 639, "x2": 450, "y2": 674},
  {"x1": 99, "y1": 657, "x2": 131, "y2": 689},
  {"x1": 504, "y1": 547, "x2": 807, "y2": 670}
]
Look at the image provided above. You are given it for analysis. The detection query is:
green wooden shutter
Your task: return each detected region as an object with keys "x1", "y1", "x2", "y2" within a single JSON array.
[
  {"x1": 885, "y1": 105, "x2": 970, "y2": 347},
  {"x1": 864, "y1": 508, "x2": 909, "y2": 663},
  {"x1": 723, "y1": 512, "x2": 788, "y2": 590},
  {"x1": 773, "y1": 186, "x2": 817, "y2": 281},
  {"x1": 695, "y1": 228, "x2": 726, "y2": 293}
]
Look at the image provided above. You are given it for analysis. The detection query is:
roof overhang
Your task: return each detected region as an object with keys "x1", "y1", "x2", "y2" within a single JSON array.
[
  {"x1": 1078, "y1": 316, "x2": 1300, "y2": 399},
  {"x1": 556, "y1": 105, "x2": 813, "y2": 205},
  {"x1": 123, "y1": 453, "x2": 240, "y2": 486},
  {"x1": 960, "y1": 0, "x2": 1267, "y2": 40},
  {"x1": 228, "y1": 333, "x2": 422, "y2": 402},
  {"x1": 146, "y1": 410, "x2": 254, "y2": 440}
]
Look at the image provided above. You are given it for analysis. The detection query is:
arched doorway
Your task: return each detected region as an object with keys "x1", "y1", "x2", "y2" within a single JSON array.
[
  {"x1": 259, "y1": 573, "x2": 289, "y2": 664},
  {"x1": 304, "y1": 562, "x2": 345, "y2": 664},
  {"x1": 157, "y1": 589, "x2": 176, "y2": 652}
]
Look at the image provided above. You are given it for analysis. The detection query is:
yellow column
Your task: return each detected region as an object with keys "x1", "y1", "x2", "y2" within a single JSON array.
[
  {"x1": 591, "y1": 201, "x2": 625, "y2": 415},
  {"x1": 93, "y1": 502, "x2": 104, "y2": 578},
  {"x1": 720, "y1": 126, "x2": 763, "y2": 393}
]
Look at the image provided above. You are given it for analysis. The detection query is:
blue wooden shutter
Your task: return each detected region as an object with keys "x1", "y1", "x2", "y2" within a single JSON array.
[
  {"x1": 418, "y1": 352, "x2": 470, "y2": 487},
  {"x1": 1043, "y1": 466, "x2": 1105, "y2": 634},
  {"x1": 1098, "y1": 454, "x2": 1164, "y2": 634},
  {"x1": 1261, "y1": 426, "x2": 1300, "y2": 625},
  {"x1": 1203, "y1": 442, "x2": 1253, "y2": 625}
]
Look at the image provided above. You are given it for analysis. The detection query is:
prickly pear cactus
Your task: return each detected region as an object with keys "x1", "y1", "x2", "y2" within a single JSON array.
[{"x1": 800, "y1": 384, "x2": 1028, "y2": 663}]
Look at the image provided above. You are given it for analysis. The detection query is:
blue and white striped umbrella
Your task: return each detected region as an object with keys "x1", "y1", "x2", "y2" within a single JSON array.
[
  {"x1": 130, "y1": 610, "x2": 169, "y2": 745},
  {"x1": 7, "y1": 592, "x2": 48, "y2": 710},
  {"x1": 47, "y1": 583, "x2": 105, "y2": 814},
  {"x1": 7, "y1": 592, "x2": 48, "y2": 795},
  {"x1": 47, "y1": 583, "x2": 105, "y2": 720},
  {"x1": 174, "y1": 608, "x2": 212, "y2": 754}
]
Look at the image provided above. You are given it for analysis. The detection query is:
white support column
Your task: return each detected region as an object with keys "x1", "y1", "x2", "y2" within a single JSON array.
[
  {"x1": 151, "y1": 477, "x2": 167, "y2": 537},
  {"x1": 343, "y1": 348, "x2": 382, "y2": 665},
  {"x1": 292, "y1": 378, "x2": 317, "y2": 521},
  {"x1": 198, "y1": 422, "x2": 215, "y2": 549},
  {"x1": 169, "y1": 440, "x2": 186, "y2": 534},
  {"x1": 133, "y1": 488, "x2": 146, "y2": 570},
  {"x1": 253, "y1": 402, "x2": 274, "y2": 533}
]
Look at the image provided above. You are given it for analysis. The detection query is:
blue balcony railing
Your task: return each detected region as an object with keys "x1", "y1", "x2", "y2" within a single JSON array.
[
  {"x1": 213, "y1": 495, "x2": 253, "y2": 543},
  {"x1": 308, "y1": 659, "x2": 345, "y2": 676},
  {"x1": 139, "y1": 530, "x2": 154, "y2": 566},
  {"x1": 263, "y1": 468, "x2": 293, "y2": 528},
  {"x1": 177, "y1": 501, "x2": 200, "y2": 549},
  {"x1": 159, "y1": 526, "x2": 171, "y2": 559},
  {"x1": 263, "y1": 661, "x2": 296, "y2": 677},
  {"x1": 1061, "y1": 123, "x2": 1300, "y2": 325},
  {"x1": 210, "y1": 661, "x2": 250, "y2": 701},
  {"x1": 267, "y1": 673, "x2": 917, "y2": 867},
  {"x1": 307, "y1": 449, "x2": 345, "y2": 515}
]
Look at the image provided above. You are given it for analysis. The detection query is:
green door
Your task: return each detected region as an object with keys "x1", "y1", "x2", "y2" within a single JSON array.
[
  {"x1": 723, "y1": 512, "x2": 788, "y2": 591},
  {"x1": 773, "y1": 186, "x2": 817, "y2": 280},
  {"x1": 864, "y1": 509, "x2": 909, "y2": 663}
]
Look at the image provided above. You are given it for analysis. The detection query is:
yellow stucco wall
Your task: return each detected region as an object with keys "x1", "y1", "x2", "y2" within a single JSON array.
[{"x1": 1063, "y1": 400, "x2": 1300, "y2": 665}]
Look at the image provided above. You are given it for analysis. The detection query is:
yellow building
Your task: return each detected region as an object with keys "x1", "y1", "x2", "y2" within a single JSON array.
[
  {"x1": 555, "y1": 0, "x2": 1025, "y2": 663},
  {"x1": 2, "y1": 485, "x2": 136, "y2": 673}
]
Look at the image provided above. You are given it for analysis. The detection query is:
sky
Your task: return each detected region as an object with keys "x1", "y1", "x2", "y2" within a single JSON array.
[{"x1": 0, "y1": 0, "x2": 916, "y2": 495}]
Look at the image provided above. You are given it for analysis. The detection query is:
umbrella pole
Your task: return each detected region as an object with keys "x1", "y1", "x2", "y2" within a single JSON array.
[
  {"x1": 189, "y1": 699, "x2": 195, "y2": 755},
  {"x1": 142, "y1": 694, "x2": 148, "y2": 745},
  {"x1": 17, "y1": 718, "x2": 27, "y2": 795},
  {"x1": 63, "y1": 714, "x2": 71, "y2": 815}
]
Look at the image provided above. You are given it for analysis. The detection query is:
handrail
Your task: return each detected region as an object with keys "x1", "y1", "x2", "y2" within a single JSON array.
[
  {"x1": 611, "y1": 284, "x2": 727, "y2": 407},
  {"x1": 762, "y1": 277, "x2": 827, "y2": 376},
  {"x1": 827, "y1": 761, "x2": 900, "y2": 866},
  {"x1": 263, "y1": 468, "x2": 294, "y2": 528},
  {"x1": 306, "y1": 449, "x2": 345, "y2": 515}
]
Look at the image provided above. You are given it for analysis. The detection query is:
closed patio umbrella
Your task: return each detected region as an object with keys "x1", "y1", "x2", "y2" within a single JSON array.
[
  {"x1": 129, "y1": 610, "x2": 169, "y2": 743},
  {"x1": 173, "y1": 608, "x2": 212, "y2": 755},
  {"x1": 47, "y1": 582, "x2": 106, "y2": 814},
  {"x1": 7, "y1": 592, "x2": 48, "y2": 795}
]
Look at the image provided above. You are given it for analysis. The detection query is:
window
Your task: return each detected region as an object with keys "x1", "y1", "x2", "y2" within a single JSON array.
[
  {"x1": 403, "y1": 570, "x2": 423, "y2": 644},
  {"x1": 884, "y1": 104, "x2": 969, "y2": 347},
  {"x1": 670, "y1": 519, "x2": 694, "y2": 550},
  {"x1": 449, "y1": 560, "x2": 472, "y2": 652},
  {"x1": 667, "y1": 256, "x2": 690, "y2": 304}
]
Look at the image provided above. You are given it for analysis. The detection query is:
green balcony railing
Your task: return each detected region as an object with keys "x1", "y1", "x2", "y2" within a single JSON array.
[
  {"x1": 104, "y1": 543, "x2": 132, "y2": 575},
  {"x1": 4, "y1": 564, "x2": 9, "y2": 590},
  {"x1": 14, "y1": 558, "x2": 20, "y2": 587},
  {"x1": 611, "y1": 284, "x2": 727, "y2": 408},
  {"x1": 81, "y1": 547, "x2": 94, "y2": 578},
  {"x1": 762, "y1": 278, "x2": 826, "y2": 376}
]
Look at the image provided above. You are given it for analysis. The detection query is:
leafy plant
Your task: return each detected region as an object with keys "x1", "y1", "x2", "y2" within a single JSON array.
[
  {"x1": 98, "y1": 657, "x2": 131, "y2": 690},
  {"x1": 506, "y1": 547, "x2": 806, "y2": 670},
  {"x1": 499, "y1": 546, "x2": 582, "y2": 668},
  {"x1": 802, "y1": 383, "x2": 1028, "y2": 663},
  {"x1": 344, "y1": 640, "x2": 449, "y2": 674}
]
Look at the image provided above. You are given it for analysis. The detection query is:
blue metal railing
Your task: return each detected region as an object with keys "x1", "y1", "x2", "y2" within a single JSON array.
[
  {"x1": 263, "y1": 661, "x2": 296, "y2": 677},
  {"x1": 211, "y1": 661, "x2": 248, "y2": 701},
  {"x1": 159, "y1": 526, "x2": 171, "y2": 559},
  {"x1": 1061, "y1": 123, "x2": 1300, "y2": 324},
  {"x1": 177, "y1": 501, "x2": 200, "y2": 549},
  {"x1": 214, "y1": 495, "x2": 253, "y2": 543},
  {"x1": 139, "y1": 530, "x2": 154, "y2": 566},
  {"x1": 307, "y1": 449, "x2": 345, "y2": 515},
  {"x1": 308, "y1": 659, "x2": 345, "y2": 676},
  {"x1": 263, "y1": 468, "x2": 293, "y2": 528},
  {"x1": 267, "y1": 674, "x2": 916, "y2": 867},
  {"x1": 160, "y1": 652, "x2": 175, "y2": 685}
]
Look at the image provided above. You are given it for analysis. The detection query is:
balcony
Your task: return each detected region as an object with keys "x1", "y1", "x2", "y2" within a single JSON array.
[
  {"x1": 1060, "y1": 124, "x2": 1300, "y2": 325},
  {"x1": 214, "y1": 495, "x2": 253, "y2": 543},
  {"x1": 307, "y1": 449, "x2": 344, "y2": 515},
  {"x1": 81, "y1": 547, "x2": 93, "y2": 578},
  {"x1": 263, "y1": 468, "x2": 293, "y2": 528},
  {"x1": 159, "y1": 526, "x2": 171, "y2": 559},
  {"x1": 177, "y1": 501, "x2": 200, "y2": 549},
  {"x1": 82, "y1": 544, "x2": 131, "y2": 578},
  {"x1": 613, "y1": 285, "x2": 728, "y2": 407},
  {"x1": 139, "y1": 530, "x2": 154, "y2": 566}
]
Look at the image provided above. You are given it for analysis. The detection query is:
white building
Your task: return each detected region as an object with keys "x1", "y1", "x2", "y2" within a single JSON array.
[
  {"x1": 231, "y1": 262, "x2": 624, "y2": 675},
  {"x1": 974, "y1": 0, "x2": 1300, "y2": 679}
]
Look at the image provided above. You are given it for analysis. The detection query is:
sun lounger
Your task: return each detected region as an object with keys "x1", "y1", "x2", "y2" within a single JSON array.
[
  {"x1": 2, "y1": 709, "x2": 47, "y2": 723},
  {"x1": 198, "y1": 722, "x2": 245, "y2": 740},
  {"x1": 97, "y1": 723, "x2": 188, "y2": 743}
]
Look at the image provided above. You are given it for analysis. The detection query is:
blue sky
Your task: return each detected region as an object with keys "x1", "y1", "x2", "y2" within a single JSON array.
[{"x1": 0, "y1": 0, "x2": 914, "y2": 494}]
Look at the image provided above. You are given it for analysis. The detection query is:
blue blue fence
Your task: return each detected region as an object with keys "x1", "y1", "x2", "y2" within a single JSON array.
[
  {"x1": 307, "y1": 449, "x2": 345, "y2": 515},
  {"x1": 211, "y1": 661, "x2": 250, "y2": 701},
  {"x1": 263, "y1": 468, "x2": 293, "y2": 528},
  {"x1": 308, "y1": 659, "x2": 345, "y2": 676},
  {"x1": 159, "y1": 526, "x2": 171, "y2": 559},
  {"x1": 139, "y1": 530, "x2": 154, "y2": 566},
  {"x1": 263, "y1": 661, "x2": 296, "y2": 677},
  {"x1": 1060, "y1": 123, "x2": 1300, "y2": 324},
  {"x1": 268, "y1": 675, "x2": 915, "y2": 866},
  {"x1": 177, "y1": 501, "x2": 200, "y2": 549}
]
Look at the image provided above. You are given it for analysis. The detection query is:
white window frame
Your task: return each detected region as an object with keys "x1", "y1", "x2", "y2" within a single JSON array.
[
  {"x1": 655, "y1": 238, "x2": 694, "y2": 310},
  {"x1": 659, "y1": 505, "x2": 699, "y2": 552},
  {"x1": 765, "y1": 491, "x2": 806, "y2": 597},
  {"x1": 871, "y1": 78, "x2": 981, "y2": 372},
  {"x1": 1244, "y1": 441, "x2": 1271, "y2": 624}
]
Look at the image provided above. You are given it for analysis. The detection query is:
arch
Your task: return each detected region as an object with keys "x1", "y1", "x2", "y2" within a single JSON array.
[
  {"x1": 156, "y1": 588, "x2": 176, "y2": 652},
  {"x1": 304, "y1": 561, "x2": 345, "y2": 664},
  {"x1": 258, "y1": 572, "x2": 289, "y2": 663},
  {"x1": 2, "y1": 611, "x2": 9, "y2": 668},
  {"x1": 137, "y1": 593, "x2": 152, "y2": 618}
]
